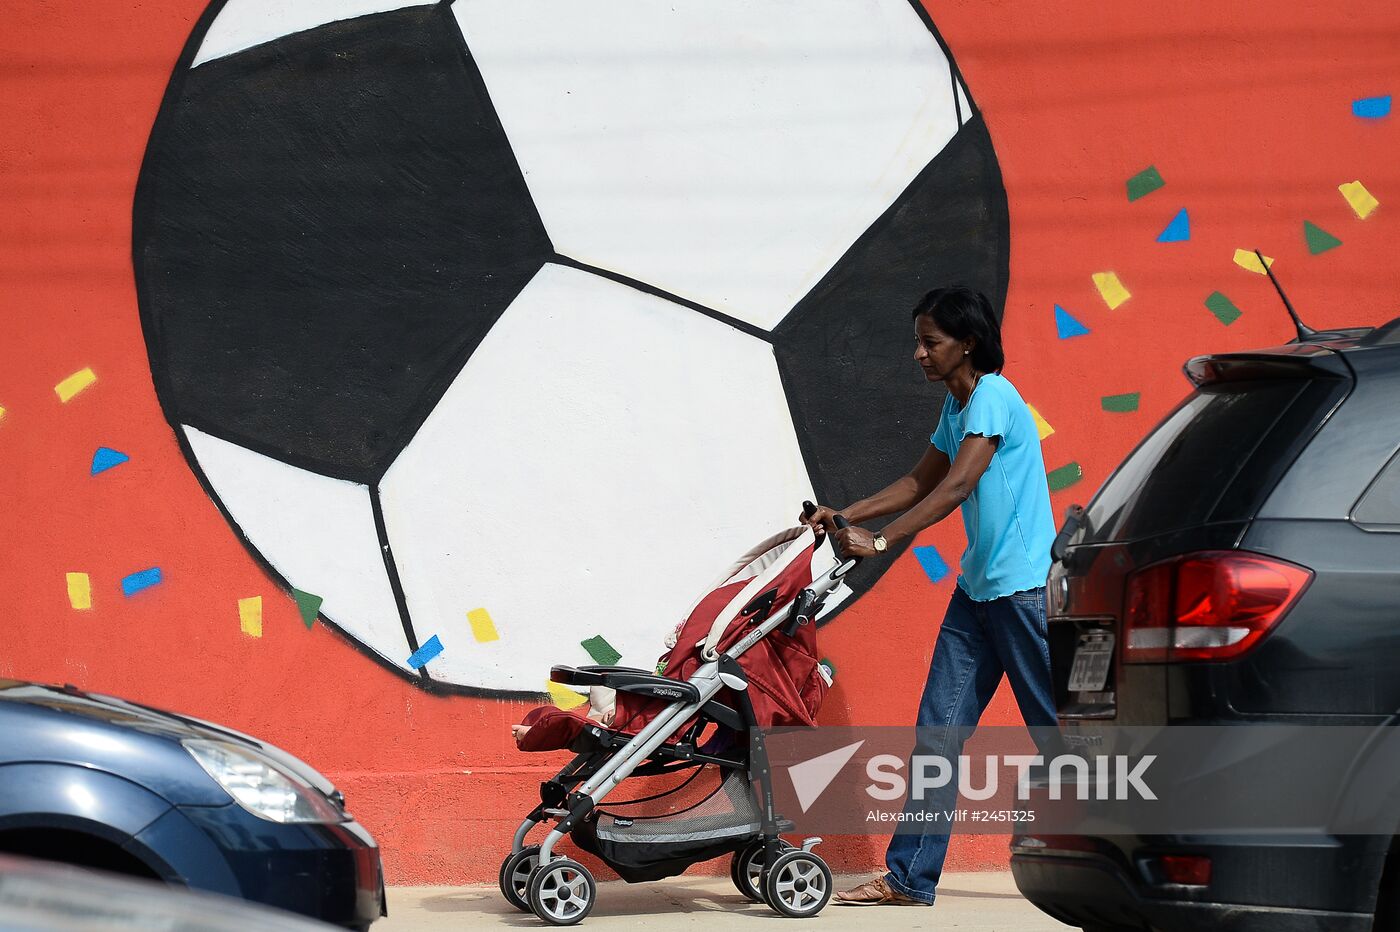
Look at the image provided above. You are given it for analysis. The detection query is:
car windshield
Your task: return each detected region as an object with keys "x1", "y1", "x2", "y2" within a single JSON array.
[{"x1": 1081, "y1": 379, "x2": 1311, "y2": 543}]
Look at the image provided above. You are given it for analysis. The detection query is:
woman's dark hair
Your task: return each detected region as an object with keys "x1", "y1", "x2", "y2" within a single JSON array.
[{"x1": 910, "y1": 286, "x2": 1005, "y2": 373}]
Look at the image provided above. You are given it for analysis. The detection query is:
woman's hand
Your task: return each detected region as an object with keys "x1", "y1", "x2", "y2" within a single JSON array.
[
  {"x1": 798, "y1": 503, "x2": 838, "y2": 538},
  {"x1": 833, "y1": 525, "x2": 880, "y2": 558}
]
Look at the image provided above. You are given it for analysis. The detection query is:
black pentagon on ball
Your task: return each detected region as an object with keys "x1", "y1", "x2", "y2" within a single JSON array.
[
  {"x1": 773, "y1": 112, "x2": 1009, "y2": 598},
  {"x1": 133, "y1": 5, "x2": 552, "y2": 482}
]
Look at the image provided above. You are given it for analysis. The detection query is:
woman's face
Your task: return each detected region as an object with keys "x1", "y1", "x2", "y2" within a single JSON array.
[{"x1": 914, "y1": 314, "x2": 973, "y2": 382}]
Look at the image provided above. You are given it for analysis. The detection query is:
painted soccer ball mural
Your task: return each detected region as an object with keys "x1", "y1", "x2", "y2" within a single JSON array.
[{"x1": 133, "y1": 0, "x2": 1008, "y2": 694}]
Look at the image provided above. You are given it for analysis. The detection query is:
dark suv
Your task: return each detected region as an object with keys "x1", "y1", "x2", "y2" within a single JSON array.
[{"x1": 1010, "y1": 319, "x2": 1400, "y2": 931}]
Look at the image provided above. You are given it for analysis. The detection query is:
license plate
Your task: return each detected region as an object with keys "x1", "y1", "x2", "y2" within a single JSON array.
[{"x1": 1067, "y1": 632, "x2": 1114, "y2": 693}]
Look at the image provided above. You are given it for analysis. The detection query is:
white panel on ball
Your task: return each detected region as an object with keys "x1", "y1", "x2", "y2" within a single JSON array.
[
  {"x1": 453, "y1": 0, "x2": 961, "y2": 331},
  {"x1": 379, "y1": 263, "x2": 815, "y2": 691},
  {"x1": 191, "y1": 0, "x2": 431, "y2": 67},
  {"x1": 183, "y1": 426, "x2": 414, "y2": 669}
]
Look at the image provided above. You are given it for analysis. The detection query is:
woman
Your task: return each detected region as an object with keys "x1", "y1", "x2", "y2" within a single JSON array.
[{"x1": 800, "y1": 286, "x2": 1057, "y2": 907}]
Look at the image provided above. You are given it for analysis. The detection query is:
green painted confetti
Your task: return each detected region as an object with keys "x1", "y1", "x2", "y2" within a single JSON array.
[
  {"x1": 1047, "y1": 462, "x2": 1084, "y2": 492},
  {"x1": 581, "y1": 635, "x2": 622, "y2": 666},
  {"x1": 293, "y1": 589, "x2": 322, "y2": 630},
  {"x1": 1126, "y1": 165, "x2": 1165, "y2": 202},
  {"x1": 1303, "y1": 220, "x2": 1342, "y2": 255},
  {"x1": 1101, "y1": 392, "x2": 1140, "y2": 413},
  {"x1": 820, "y1": 657, "x2": 837, "y2": 680},
  {"x1": 1205, "y1": 291, "x2": 1242, "y2": 326}
]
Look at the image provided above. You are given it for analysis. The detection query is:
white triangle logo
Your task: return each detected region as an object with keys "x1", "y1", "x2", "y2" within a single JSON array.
[{"x1": 786, "y1": 740, "x2": 865, "y2": 813}]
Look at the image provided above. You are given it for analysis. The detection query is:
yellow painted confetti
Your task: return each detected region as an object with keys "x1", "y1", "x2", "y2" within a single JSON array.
[
  {"x1": 1233, "y1": 249, "x2": 1275, "y2": 275},
  {"x1": 467, "y1": 607, "x2": 499, "y2": 643},
  {"x1": 1339, "y1": 180, "x2": 1379, "y2": 220},
  {"x1": 238, "y1": 596, "x2": 263, "y2": 638},
  {"x1": 54, "y1": 368, "x2": 97, "y2": 403},
  {"x1": 546, "y1": 680, "x2": 589, "y2": 711},
  {"x1": 0, "y1": 404, "x2": 7, "y2": 423},
  {"x1": 1091, "y1": 272, "x2": 1131, "y2": 310},
  {"x1": 66, "y1": 573, "x2": 92, "y2": 611},
  {"x1": 1027, "y1": 404, "x2": 1055, "y2": 441}
]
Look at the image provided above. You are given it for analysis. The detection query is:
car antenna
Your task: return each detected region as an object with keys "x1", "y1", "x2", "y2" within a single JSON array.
[{"x1": 1254, "y1": 248, "x2": 1316, "y2": 342}]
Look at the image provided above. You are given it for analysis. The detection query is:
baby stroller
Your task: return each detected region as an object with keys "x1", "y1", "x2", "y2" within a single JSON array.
[{"x1": 499, "y1": 504, "x2": 858, "y2": 925}]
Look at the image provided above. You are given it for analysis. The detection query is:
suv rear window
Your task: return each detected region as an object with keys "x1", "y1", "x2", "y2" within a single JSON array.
[
  {"x1": 1081, "y1": 378, "x2": 1341, "y2": 544},
  {"x1": 1354, "y1": 450, "x2": 1400, "y2": 529}
]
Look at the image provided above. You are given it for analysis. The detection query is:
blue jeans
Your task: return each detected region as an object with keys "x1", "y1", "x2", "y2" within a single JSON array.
[{"x1": 883, "y1": 584, "x2": 1056, "y2": 904}]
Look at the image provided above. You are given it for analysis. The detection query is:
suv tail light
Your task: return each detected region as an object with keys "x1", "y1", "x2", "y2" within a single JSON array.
[{"x1": 1123, "y1": 551, "x2": 1312, "y2": 663}]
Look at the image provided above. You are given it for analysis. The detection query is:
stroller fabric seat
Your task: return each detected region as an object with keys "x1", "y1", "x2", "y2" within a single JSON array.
[{"x1": 514, "y1": 526, "x2": 833, "y2": 752}]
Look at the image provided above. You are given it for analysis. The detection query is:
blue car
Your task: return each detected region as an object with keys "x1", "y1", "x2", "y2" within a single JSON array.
[{"x1": 0, "y1": 679, "x2": 384, "y2": 929}]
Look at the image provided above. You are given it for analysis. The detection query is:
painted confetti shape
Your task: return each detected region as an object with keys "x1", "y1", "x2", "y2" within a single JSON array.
[
  {"x1": 1126, "y1": 165, "x2": 1165, "y2": 201},
  {"x1": 293, "y1": 588, "x2": 322, "y2": 629},
  {"x1": 0, "y1": 404, "x2": 7, "y2": 424},
  {"x1": 1054, "y1": 305, "x2": 1090, "y2": 339},
  {"x1": 1303, "y1": 221, "x2": 1342, "y2": 255},
  {"x1": 1156, "y1": 208, "x2": 1190, "y2": 243},
  {"x1": 912, "y1": 545, "x2": 950, "y2": 584},
  {"x1": 121, "y1": 567, "x2": 162, "y2": 597},
  {"x1": 1047, "y1": 463, "x2": 1084, "y2": 492},
  {"x1": 1339, "y1": 181, "x2": 1379, "y2": 219},
  {"x1": 1102, "y1": 392, "x2": 1141, "y2": 413},
  {"x1": 238, "y1": 596, "x2": 263, "y2": 638},
  {"x1": 546, "y1": 680, "x2": 589, "y2": 711},
  {"x1": 1027, "y1": 404, "x2": 1055, "y2": 441},
  {"x1": 1353, "y1": 95, "x2": 1391, "y2": 119},
  {"x1": 581, "y1": 634, "x2": 622, "y2": 666},
  {"x1": 468, "y1": 607, "x2": 500, "y2": 643},
  {"x1": 90, "y1": 447, "x2": 130, "y2": 475},
  {"x1": 54, "y1": 368, "x2": 97, "y2": 403},
  {"x1": 67, "y1": 572, "x2": 92, "y2": 611},
  {"x1": 406, "y1": 635, "x2": 444, "y2": 669},
  {"x1": 1205, "y1": 291, "x2": 1242, "y2": 326},
  {"x1": 1233, "y1": 249, "x2": 1274, "y2": 275},
  {"x1": 1092, "y1": 272, "x2": 1131, "y2": 309}
]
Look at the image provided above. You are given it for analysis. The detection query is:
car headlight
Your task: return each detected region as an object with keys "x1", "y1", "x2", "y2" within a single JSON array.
[{"x1": 183, "y1": 739, "x2": 345, "y2": 824}]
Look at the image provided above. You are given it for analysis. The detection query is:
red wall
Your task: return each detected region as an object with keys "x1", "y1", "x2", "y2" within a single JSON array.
[{"x1": 3, "y1": 0, "x2": 1397, "y2": 884}]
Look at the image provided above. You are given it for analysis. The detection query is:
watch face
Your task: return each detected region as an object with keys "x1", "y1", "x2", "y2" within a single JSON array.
[{"x1": 875, "y1": 535, "x2": 887, "y2": 552}]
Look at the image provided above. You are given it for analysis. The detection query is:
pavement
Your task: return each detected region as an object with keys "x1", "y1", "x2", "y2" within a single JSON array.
[{"x1": 380, "y1": 871, "x2": 1069, "y2": 930}]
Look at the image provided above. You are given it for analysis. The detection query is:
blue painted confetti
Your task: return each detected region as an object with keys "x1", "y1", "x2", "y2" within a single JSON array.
[
  {"x1": 913, "y1": 545, "x2": 950, "y2": 584},
  {"x1": 1156, "y1": 208, "x2": 1190, "y2": 243},
  {"x1": 406, "y1": 635, "x2": 444, "y2": 669},
  {"x1": 91, "y1": 447, "x2": 130, "y2": 475},
  {"x1": 1353, "y1": 95, "x2": 1391, "y2": 119},
  {"x1": 1054, "y1": 305, "x2": 1090, "y2": 339},
  {"x1": 121, "y1": 567, "x2": 162, "y2": 597}
]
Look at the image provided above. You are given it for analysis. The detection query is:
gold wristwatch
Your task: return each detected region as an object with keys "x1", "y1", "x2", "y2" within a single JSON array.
[{"x1": 873, "y1": 533, "x2": 888, "y2": 553}]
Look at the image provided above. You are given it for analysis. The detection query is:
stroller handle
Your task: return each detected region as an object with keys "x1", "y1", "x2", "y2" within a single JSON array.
[{"x1": 802, "y1": 500, "x2": 857, "y2": 563}]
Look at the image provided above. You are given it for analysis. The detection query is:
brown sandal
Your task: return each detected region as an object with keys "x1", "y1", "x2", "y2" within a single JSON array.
[{"x1": 833, "y1": 875, "x2": 930, "y2": 906}]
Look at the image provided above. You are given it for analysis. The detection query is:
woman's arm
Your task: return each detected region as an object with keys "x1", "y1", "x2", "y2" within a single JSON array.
[
  {"x1": 841, "y1": 445, "x2": 952, "y2": 524},
  {"x1": 834, "y1": 436, "x2": 997, "y2": 555}
]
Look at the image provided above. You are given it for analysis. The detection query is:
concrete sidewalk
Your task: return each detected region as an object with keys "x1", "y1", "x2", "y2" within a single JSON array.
[{"x1": 380, "y1": 872, "x2": 1067, "y2": 930}]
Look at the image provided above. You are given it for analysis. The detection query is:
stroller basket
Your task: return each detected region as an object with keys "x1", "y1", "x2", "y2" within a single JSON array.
[{"x1": 573, "y1": 766, "x2": 760, "y2": 883}]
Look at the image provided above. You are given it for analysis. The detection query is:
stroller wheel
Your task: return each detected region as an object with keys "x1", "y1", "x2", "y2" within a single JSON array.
[
  {"x1": 527, "y1": 858, "x2": 596, "y2": 926},
  {"x1": 730, "y1": 839, "x2": 793, "y2": 902},
  {"x1": 498, "y1": 846, "x2": 540, "y2": 912},
  {"x1": 761, "y1": 850, "x2": 833, "y2": 918}
]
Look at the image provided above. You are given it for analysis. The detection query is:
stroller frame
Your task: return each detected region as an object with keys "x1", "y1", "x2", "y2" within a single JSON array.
[{"x1": 506, "y1": 526, "x2": 855, "y2": 922}]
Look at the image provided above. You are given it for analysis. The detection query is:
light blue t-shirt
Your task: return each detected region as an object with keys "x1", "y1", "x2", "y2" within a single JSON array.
[{"x1": 930, "y1": 373, "x2": 1055, "y2": 601}]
